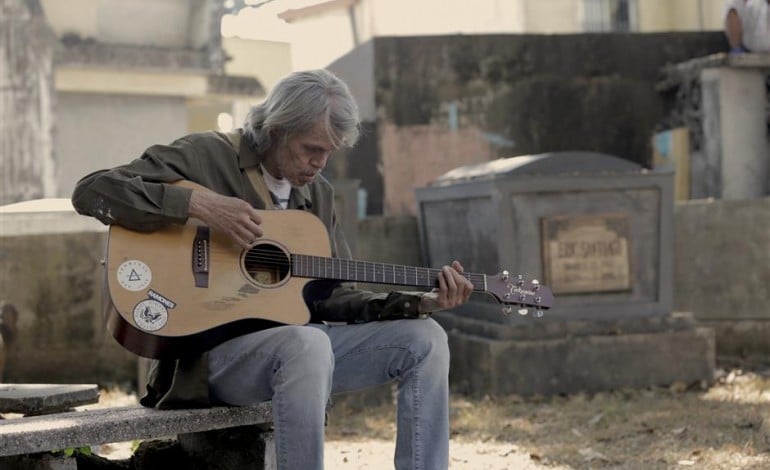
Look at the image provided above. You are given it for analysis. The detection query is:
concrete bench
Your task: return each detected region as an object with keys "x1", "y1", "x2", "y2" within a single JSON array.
[{"x1": 0, "y1": 384, "x2": 275, "y2": 469}]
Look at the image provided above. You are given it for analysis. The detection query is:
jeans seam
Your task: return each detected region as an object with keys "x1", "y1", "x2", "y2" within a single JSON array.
[
  {"x1": 335, "y1": 344, "x2": 426, "y2": 469},
  {"x1": 273, "y1": 367, "x2": 289, "y2": 469},
  {"x1": 412, "y1": 362, "x2": 422, "y2": 470}
]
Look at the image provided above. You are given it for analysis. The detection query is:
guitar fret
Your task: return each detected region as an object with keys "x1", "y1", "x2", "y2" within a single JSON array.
[{"x1": 290, "y1": 255, "x2": 486, "y2": 293}]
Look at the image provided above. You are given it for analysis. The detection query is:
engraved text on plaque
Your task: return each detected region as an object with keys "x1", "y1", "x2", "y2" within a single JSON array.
[{"x1": 542, "y1": 214, "x2": 632, "y2": 294}]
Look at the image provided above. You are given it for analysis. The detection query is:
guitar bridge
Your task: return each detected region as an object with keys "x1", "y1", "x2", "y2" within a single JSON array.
[{"x1": 193, "y1": 226, "x2": 210, "y2": 288}]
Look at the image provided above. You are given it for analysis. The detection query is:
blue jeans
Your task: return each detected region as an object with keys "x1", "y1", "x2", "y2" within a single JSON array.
[{"x1": 207, "y1": 318, "x2": 450, "y2": 470}]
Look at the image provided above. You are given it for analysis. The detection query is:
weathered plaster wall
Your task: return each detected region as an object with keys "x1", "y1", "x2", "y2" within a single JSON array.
[
  {"x1": 1, "y1": 0, "x2": 57, "y2": 205},
  {"x1": 379, "y1": 123, "x2": 492, "y2": 214},
  {"x1": 373, "y1": 33, "x2": 725, "y2": 134},
  {"x1": 674, "y1": 197, "x2": 770, "y2": 362},
  {"x1": 333, "y1": 32, "x2": 727, "y2": 215},
  {"x1": 674, "y1": 197, "x2": 770, "y2": 322},
  {"x1": 1, "y1": 198, "x2": 766, "y2": 388},
  {"x1": 0, "y1": 208, "x2": 135, "y2": 385},
  {"x1": 56, "y1": 93, "x2": 187, "y2": 198}
]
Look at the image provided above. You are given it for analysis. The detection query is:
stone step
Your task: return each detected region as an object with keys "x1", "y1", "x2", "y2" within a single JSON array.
[
  {"x1": 0, "y1": 384, "x2": 99, "y2": 415},
  {"x1": 0, "y1": 403, "x2": 272, "y2": 457}
]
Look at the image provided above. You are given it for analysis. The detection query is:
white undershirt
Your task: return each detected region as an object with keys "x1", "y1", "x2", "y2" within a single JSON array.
[{"x1": 260, "y1": 164, "x2": 292, "y2": 209}]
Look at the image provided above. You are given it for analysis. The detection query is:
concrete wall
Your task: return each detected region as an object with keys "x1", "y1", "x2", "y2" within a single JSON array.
[
  {"x1": 0, "y1": 204, "x2": 135, "y2": 385},
  {"x1": 6, "y1": 0, "x2": 268, "y2": 206},
  {"x1": 55, "y1": 93, "x2": 188, "y2": 198},
  {"x1": 674, "y1": 197, "x2": 770, "y2": 322},
  {"x1": 1, "y1": 197, "x2": 765, "y2": 388},
  {"x1": 40, "y1": 0, "x2": 197, "y2": 48},
  {"x1": 674, "y1": 197, "x2": 770, "y2": 359},
  {"x1": 1, "y1": 0, "x2": 57, "y2": 205},
  {"x1": 331, "y1": 33, "x2": 727, "y2": 216},
  {"x1": 637, "y1": 0, "x2": 725, "y2": 32},
  {"x1": 223, "y1": 37, "x2": 291, "y2": 94},
  {"x1": 284, "y1": 0, "x2": 725, "y2": 70}
]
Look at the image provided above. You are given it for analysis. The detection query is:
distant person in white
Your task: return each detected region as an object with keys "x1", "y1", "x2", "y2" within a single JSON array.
[{"x1": 724, "y1": 0, "x2": 770, "y2": 53}]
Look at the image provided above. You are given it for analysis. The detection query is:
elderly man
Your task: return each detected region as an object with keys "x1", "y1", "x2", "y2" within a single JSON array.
[{"x1": 72, "y1": 69, "x2": 473, "y2": 470}]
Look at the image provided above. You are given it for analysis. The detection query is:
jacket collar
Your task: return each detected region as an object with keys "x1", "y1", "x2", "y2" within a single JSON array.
[{"x1": 237, "y1": 129, "x2": 313, "y2": 210}]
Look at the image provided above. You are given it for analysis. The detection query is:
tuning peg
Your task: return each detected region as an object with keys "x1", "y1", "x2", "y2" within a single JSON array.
[
  {"x1": 535, "y1": 309, "x2": 544, "y2": 318},
  {"x1": 532, "y1": 279, "x2": 540, "y2": 290},
  {"x1": 502, "y1": 306, "x2": 512, "y2": 315},
  {"x1": 501, "y1": 270, "x2": 509, "y2": 281},
  {"x1": 518, "y1": 308, "x2": 529, "y2": 316},
  {"x1": 517, "y1": 274, "x2": 524, "y2": 286}
]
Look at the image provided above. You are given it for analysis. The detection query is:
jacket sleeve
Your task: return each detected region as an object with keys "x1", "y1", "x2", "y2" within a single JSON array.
[
  {"x1": 307, "y1": 205, "x2": 425, "y2": 323},
  {"x1": 71, "y1": 139, "x2": 200, "y2": 231},
  {"x1": 310, "y1": 284, "x2": 425, "y2": 324}
]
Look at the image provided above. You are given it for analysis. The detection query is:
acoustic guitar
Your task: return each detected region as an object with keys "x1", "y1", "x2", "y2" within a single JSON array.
[{"x1": 106, "y1": 210, "x2": 554, "y2": 359}]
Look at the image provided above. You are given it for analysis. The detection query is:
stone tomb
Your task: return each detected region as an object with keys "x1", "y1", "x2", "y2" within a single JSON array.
[{"x1": 415, "y1": 152, "x2": 714, "y2": 396}]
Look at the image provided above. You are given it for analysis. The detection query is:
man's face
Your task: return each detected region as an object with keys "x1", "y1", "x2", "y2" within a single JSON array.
[{"x1": 272, "y1": 120, "x2": 335, "y2": 187}]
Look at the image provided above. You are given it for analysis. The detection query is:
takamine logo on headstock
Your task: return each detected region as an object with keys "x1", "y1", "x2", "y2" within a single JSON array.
[{"x1": 486, "y1": 270, "x2": 555, "y2": 317}]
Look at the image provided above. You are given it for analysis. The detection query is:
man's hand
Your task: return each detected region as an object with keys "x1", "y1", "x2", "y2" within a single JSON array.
[
  {"x1": 188, "y1": 189, "x2": 263, "y2": 249},
  {"x1": 419, "y1": 260, "x2": 474, "y2": 314}
]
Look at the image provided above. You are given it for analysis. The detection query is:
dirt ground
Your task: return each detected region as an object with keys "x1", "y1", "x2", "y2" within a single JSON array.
[
  {"x1": 323, "y1": 368, "x2": 770, "y2": 469},
  {"x1": 93, "y1": 367, "x2": 770, "y2": 469}
]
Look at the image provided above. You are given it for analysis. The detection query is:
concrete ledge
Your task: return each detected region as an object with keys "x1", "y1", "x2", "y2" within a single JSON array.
[
  {"x1": 445, "y1": 323, "x2": 715, "y2": 396},
  {"x1": 658, "y1": 52, "x2": 770, "y2": 90},
  {"x1": 0, "y1": 403, "x2": 272, "y2": 457},
  {"x1": 0, "y1": 384, "x2": 99, "y2": 415},
  {"x1": 704, "y1": 320, "x2": 770, "y2": 365},
  {"x1": 0, "y1": 199, "x2": 105, "y2": 236}
]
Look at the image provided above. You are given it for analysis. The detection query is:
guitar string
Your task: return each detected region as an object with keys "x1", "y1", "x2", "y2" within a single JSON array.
[
  {"x1": 241, "y1": 249, "x2": 484, "y2": 276},
  {"x1": 241, "y1": 250, "x2": 484, "y2": 277},
  {"x1": 236, "y1": 252, "x2": 542, "y2": 303},
  {"x1": 238, "y1": 251, "x2": 487, "y2": 286}
]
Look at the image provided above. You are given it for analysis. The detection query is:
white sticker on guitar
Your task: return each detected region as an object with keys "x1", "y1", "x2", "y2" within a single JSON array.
[
  {"x1": 132, "y1": 299, "x2": 168, "y2": 332},
  {"x1": 116, "y1": 260, "x2": 152, "y2": 291}
]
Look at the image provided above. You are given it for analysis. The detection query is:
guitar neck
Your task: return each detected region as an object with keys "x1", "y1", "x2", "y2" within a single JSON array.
[{"x1": 291, "y1": 254, "x2": 486, "y2": 291}]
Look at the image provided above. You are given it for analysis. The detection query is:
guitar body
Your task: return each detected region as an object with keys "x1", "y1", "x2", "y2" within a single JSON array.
[{"x1": 106, "y1": 209, "x2": 330, "y2": 359}]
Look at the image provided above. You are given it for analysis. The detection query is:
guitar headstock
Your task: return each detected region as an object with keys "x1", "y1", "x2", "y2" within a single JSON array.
[{"x1": 486, "y1": 271, "x2": 554, "y2": 317}]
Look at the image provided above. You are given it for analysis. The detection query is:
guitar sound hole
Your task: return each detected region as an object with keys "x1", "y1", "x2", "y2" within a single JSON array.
[{"x1": 243, "y1": 242, "x2": 290, "y2": 287}]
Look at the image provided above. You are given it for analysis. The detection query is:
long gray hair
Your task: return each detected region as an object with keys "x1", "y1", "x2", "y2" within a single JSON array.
[{"x1": 243, "y1": 69, "x2": 360, "y2": 153}]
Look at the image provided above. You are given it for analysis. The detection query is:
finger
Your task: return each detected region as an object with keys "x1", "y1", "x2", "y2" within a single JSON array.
[
  {"x1": 443, "y1": 266, "x2": 459, "y2": 305},
  {"x1": 244, "y1": 219, "x2": 263, "y2": 239},
  {"x1": 451, "y1": 260, "x2": 464, "y2": 273},
  {"x1": 436, "y1": 266, "x2": 448, "y2": 305},
  {"x1": 238, "y1": 235, "x2": 256, "y2": 250},
  {"x1": 460, "y1": 275, "x2": 474, "y2": 303},
  {"x1": 449, "y1": 268, "x2": 472, "y2": 306},
  {"x1": 234, "y1": 235, "x2": 252, "y2": 250}
]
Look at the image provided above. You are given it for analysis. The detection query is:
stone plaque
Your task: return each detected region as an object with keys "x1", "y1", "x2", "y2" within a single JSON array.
[{"x1": 542, "y1": 214, "x2": 632, "y2": 294}]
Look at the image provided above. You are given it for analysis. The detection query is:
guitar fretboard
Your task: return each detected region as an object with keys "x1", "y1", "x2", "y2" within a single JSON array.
[{"x1": 291, "y1": 254, "x2": 486, "y2": 291}]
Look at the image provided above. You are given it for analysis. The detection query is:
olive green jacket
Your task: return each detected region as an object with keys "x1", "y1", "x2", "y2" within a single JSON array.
[{"x1": 72, "y1": 129, "x2": 424, "y2": 408}]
